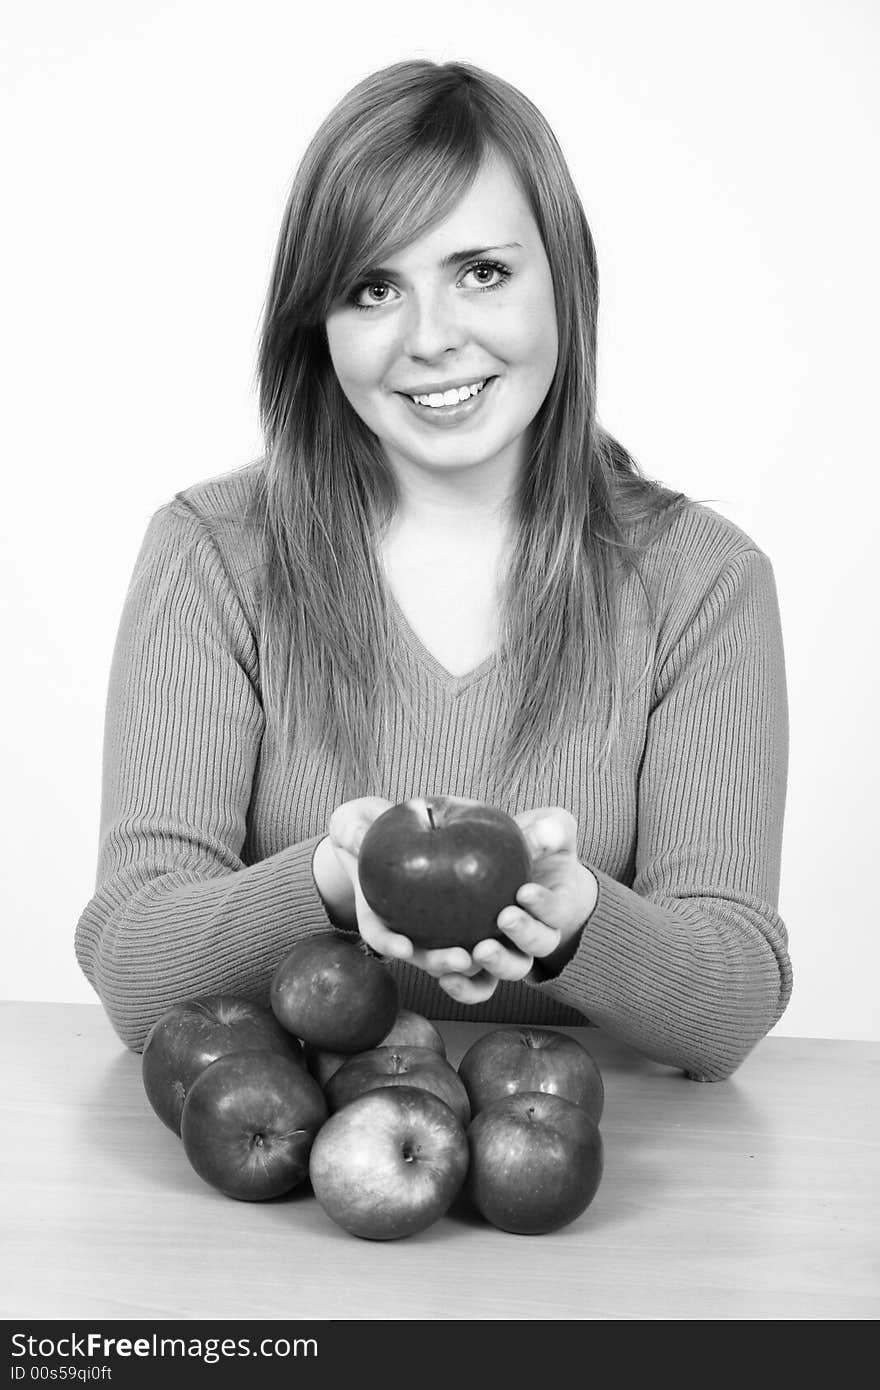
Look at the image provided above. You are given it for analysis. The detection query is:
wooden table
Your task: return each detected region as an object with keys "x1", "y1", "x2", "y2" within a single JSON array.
[{"x1": 1, "y1": 1002, "x2": 877, "y2": 1321}]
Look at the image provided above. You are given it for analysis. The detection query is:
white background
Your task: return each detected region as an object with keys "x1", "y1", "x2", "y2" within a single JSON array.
[{"x1": 3, "y1": 0, "x2": 878, "y2": 1040}]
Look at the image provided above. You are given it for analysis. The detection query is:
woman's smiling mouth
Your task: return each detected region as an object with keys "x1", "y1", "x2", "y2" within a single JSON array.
[
  {"x1": 409, "y1": 378, "x2": 488, "y2": 406},
  {"x1": 398, "y1": 376, "x2": 497, "y2": 426}
]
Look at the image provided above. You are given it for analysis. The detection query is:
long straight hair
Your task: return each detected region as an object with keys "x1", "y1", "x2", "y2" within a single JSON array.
[{"x1": 252, "y1": 60, "x2": 692, "y2": 800}]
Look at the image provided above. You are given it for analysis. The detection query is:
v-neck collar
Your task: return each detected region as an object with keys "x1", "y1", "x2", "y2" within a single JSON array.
[{"x1": 386, "y1": 589, "x2": 498, "y2": 696}]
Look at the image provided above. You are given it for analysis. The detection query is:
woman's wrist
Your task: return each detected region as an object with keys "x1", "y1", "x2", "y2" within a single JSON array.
[{"x1": 312, "y1": 835, "x2": 357, "y2": 929}]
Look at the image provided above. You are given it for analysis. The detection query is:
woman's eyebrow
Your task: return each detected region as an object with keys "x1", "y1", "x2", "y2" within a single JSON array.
[
  {"x1": 438, "y1": 241, "x2": 523, "y2": 268},
  {"x1": 361, "y1": 242, "x2": 523, "y2": 279}
]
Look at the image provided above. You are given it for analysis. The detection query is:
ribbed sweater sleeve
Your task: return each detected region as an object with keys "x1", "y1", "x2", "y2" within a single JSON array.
[
  {"x1": 531, "y1": 547, "x2": 792, "y2": 1080},
  {"x1": 75, "y1": 501, "x2": 335, "y2": 1048}
]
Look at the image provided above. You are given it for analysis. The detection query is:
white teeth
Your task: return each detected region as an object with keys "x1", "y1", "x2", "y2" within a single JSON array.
[{"x1": 411, "y1": 379, "x2": 487, "y2": 407}]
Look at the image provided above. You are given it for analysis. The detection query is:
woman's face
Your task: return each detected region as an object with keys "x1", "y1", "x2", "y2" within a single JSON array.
[{"x1": 325, "y1": 153, "x2": 558, "y2": 490}]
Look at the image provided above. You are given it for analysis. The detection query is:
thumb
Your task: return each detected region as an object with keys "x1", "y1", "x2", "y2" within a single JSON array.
[{"x1": 328, "y1": 797, "x2": 392, "y2": 856}]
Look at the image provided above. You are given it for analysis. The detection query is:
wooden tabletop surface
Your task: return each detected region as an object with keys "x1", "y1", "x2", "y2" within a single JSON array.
[{"x1": 1, "y1": 1001, "x2": 877, "y2": 1321}]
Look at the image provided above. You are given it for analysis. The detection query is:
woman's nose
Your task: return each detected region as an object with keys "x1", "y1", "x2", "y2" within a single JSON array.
[{"x1": 401, "y1": 287, "x2": 465, "y2": 361}]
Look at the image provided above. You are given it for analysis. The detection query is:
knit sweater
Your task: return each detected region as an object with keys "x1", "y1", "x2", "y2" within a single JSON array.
[{"x1": 75, "y1": 460, "x2": 792, "y2": 1080}]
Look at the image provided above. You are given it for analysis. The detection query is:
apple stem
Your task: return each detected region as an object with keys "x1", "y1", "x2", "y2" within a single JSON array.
[{"x1": 427, "y1": 806, "x2": 436, "y2": 830}]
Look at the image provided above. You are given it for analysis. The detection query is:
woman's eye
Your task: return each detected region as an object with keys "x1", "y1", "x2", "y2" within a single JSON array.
[
  {"x1": 460, "y1": 261, "x2": 510, "y2": 290},
  {"x1": 351, "y1": 282, "x2": 398, "y2": 310}
]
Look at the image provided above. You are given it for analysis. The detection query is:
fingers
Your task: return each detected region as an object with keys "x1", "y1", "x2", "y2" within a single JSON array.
[
  {"x1": 352, "y1": 881, "x2": 414, "y2": 962},
  {"x1": 513, "y1": 882, "x2": 575, "y2": 935},
  {"x1": 438, "y1": 971, "x2": 499, "y2": 1005},
  {"x1": 513, "y1": 806, "x2": 578, "y2": 861},
  {"x1": 328, "y1": 797, "x2": 393, "y2": 856},
  {"x1": 470, "y1": 935, "x2": 536, "y2": 981},
  {"x1": 491, "y1": 902, "x2": 562, "y2": 961},
  {"x1": 418, "y1": 945, "x2": 475, "y2": 977}
]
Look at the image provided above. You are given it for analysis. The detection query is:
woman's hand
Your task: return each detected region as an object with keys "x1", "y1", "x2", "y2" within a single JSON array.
[
  {"x1": 312, "y1": 797, "x2": 394, "y2": 932},
  {"x1": 439, "y1": 807, "x2": 599, "y2": 1005},
  {"x1": 321, "y1": 799, "x2": 597, "y2": 1006}
]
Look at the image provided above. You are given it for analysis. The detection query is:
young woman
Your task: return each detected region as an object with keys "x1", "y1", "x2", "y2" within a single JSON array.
[{"x1": 75, "y1": 60, "x2": 792, "y2": 1082}]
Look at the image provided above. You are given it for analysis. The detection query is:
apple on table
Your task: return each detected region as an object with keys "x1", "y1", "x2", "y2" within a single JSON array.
[
  {"x1": 141, "y1": 994, "x2": 305, "y2": 1136},
  {"x1": 325, "y1": 1044, "x2": 471, "y2": 1127},
  {"x1": 305, "y1": 1008, "x2": 446, "y2": 1088},
  {"x1": 458, "y1": 1026, "x2": 605, "y2": 1123},
  {"x1": 270, "y1": 931, "x2": 399, "y2": 1053},
  {"x1": 466, "y1": 1091, "x2": 604, "y2": 1235},
  {"x1": 309, "y1": 1085, "x2": 469, "y2": 1240},
  {"x1": 180, "y1": 1049, "x2": 328, "y2": 1201}
]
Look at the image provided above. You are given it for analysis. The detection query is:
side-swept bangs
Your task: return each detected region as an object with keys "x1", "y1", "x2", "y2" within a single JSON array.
[{"x1": 283, "y1": 68, "x2": 493, "y2": 324}]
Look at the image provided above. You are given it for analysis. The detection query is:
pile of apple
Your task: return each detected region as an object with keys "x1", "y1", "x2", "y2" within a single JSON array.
[{"x1": 140, "y1": 798, "x2": 605, "y2": 1240}]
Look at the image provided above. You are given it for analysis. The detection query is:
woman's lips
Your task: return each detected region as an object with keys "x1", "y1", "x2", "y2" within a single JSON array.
[{"x1": 398, "y1": 376, "x2": 497, "y2": 428}]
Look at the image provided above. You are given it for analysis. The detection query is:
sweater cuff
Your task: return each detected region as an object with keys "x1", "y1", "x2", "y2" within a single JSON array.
[
  {"x1": 280, "y1": 833, "x2": 345, "y2": 936},
  {"x1": 529, "y1": 866, "x2": 642, "y2": 1021}
]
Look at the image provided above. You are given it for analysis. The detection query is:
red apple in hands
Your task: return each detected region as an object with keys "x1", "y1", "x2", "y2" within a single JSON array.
[
  {"x1": 466, "y1": 1091, "x2": 603, "y2": 1234},
  {"x1": 141, "y1": 995, "x2": 305, "y2": 1136},
  {"x1": 180, "y1": 1050, "x2": 327, "y2": 1201},
  {"x1": 325, "y1": 1046, "x2": 471, "y2": 1127},
  {"x1": 457, "y1": 1026, "x2": 604, "y2": 1123},
  {"x1": 270, "y1": 932, "x2": 399, "y2": 1053},
  {"x1": 357, "y1": 797, "x2": 532, "y2": 950},
  {"x1": 309, "y1": 1086, "x2": 469, "y2": 1239}
]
